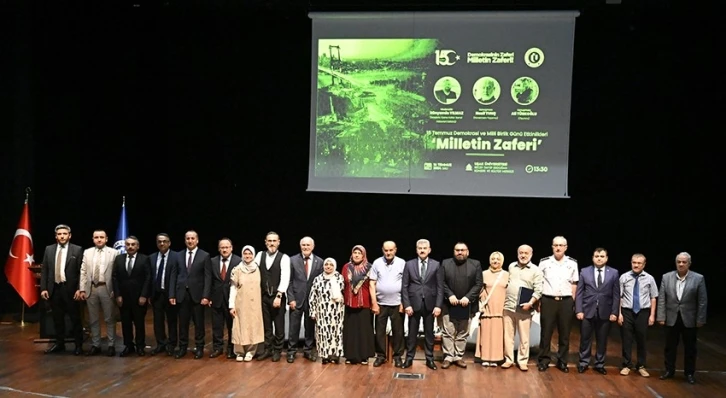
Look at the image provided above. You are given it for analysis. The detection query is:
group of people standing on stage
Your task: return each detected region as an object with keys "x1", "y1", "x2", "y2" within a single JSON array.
[{"x1": 39, "y1": 225, "x2": 707, "y2": 384}]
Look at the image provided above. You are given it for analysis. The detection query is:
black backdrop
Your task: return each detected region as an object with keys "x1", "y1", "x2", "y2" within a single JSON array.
[{"x1": 1, "y1": 0, "x2": 718, "y2": 315}]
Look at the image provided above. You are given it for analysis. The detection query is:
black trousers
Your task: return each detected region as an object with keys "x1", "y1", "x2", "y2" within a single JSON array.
[
  {"x1": 178, "y1": 289, "x2": 205, "y2": 350},
  {"x1": 261, "y1": 293, "x2": 286, "y2": 353},
  {"x1": 120, "y1": 296, "x2": 147, "y2": 347},
  {"x1": 620, "y1": 308, "x2": 649, "y2": 368},
  {"x1": 50, "y1": 282, "x2": 83, "y2": 346},
  {"x1": 375, "y1": 305, "x2": 404, "y2": 359},
  {"x1": 579, "y1": 316, "x2": 612, "y2": 368},
  {"x1": 538, "y1": 296, "x2": 574, "y2": 365},
  {"x1": 152, "y1": 290, "x2": 178, "y2": 347},
  {"x1": 664, "y1": 313, "x2": 698, "y2": 375},
  {"x1": 406, "y1": 304, "x2": 435, "y2": 361},
  {"x1": 288, "y1": 306, "x2": 315, "y2": 353},
  {"x1": 211, "y1": 303, "x2": 234, "y2": 351}
]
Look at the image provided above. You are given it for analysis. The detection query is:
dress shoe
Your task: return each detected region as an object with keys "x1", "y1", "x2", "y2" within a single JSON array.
[
  {"x1": 659, "y1": 370, "x2": 675, "y2": 380},
  {"x1": 86, "y1": 346, "x2": 101, "y2": 356},
  {"x1": 330, "y1": 356, "x2": 339, "y2": 364},
  {"x1": 194, "y1": 349, "x2": 204, "y2": 359},
  {"x1": 441, "y1": 360, "x2": 452, "y2": 369},
  {"x1": 120, "y1": 346, "x2": 132, "y2": 357},
  {"x1": 454, "y1": 360, "x2": 467, "y2": 368},
  {"x1": 166, "y1": 347, "x2": 175, "y2": 356},
  {"x1": 686, "y1": 374, "x2": 696, "y2": 384},
  {"x1": 226, "y1": 351, "x2": 236, "y2": 359},
  {"x1": 556, "y1": 362, "x2": 569, "y2": 373},
  {"x1": 303, "y1": 351, "x2": 317, "y2": 362},
  {"x1": 594, "y1": 367, "x2": 607, "y2": 375},
  {"x1": 321, "y1": 358, "x2": 330, "y2": 364},
  {"x1": 210, "y1": 349, "x2": 224, "y2": 359},
  {"x1": 175, "y1": 348, "x2": 188, "y2": 359},
  {"x1": 45, "y1": 344, "x2": 66, "y2": 354},
  {"x1": 256, "y1": 351, "x2": 271, "y2": 361},
  {"x1": 136, "y1": 348, "x2": 145, "y2": 357},
  {"x1": 393, "y1": 357, "x2": 403, "y2": 368},
  {"x1": 107, "y1": 347, "x2": 116, "y2": 357},
  {"x1": 577, "y1": 365, "x2": 587, "y2": 373},
  {"x1": 151, "y1": 345, "x2": 166, "y2": 355},
  {"x1": 287, "y1": 353, "x2": 296, "y2": 363},
  {"x1": 373, "y1": 357, "x2": 386, "y2": 367},
  {"x1": 425, "y1": 359, "x2": 437, "y2": 370},
  {"x1": 401, "y1": 359, "x2": 413, "y2": 369},
  {"x1": 271, "y1": 351, "x2": 282, "y2": 362},
  {"x1": 537, "y1": 363, "x2": 548, "y2": 372},
  {"x1": 74, "y1": 346, "x2": 83, "y2": 356}
]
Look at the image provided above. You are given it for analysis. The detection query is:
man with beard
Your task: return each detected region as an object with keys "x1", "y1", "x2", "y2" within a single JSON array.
[
  {"x1": 439, "y1": 242, "x2": 482, "y2": 369},
  {"x1": 255, "y1": 231, "x2": 291, "y2": 362}
]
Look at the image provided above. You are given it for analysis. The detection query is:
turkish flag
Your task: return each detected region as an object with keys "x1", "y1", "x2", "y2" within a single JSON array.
[{"x1": 4, "y1": 202, "x2": 39, "y2": 307}]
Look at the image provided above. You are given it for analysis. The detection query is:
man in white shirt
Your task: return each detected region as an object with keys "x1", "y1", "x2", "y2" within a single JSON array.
[
  {"x1": 255, "y1": 231, "x2": 291, "y2": 362},
  {"x1": 370, "y1": 241, "x2": 406, "y2": 368}
]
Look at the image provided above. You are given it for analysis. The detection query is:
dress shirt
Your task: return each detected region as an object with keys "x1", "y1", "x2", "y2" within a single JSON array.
[
  {"x1": 94, "y1": 248, "x2": 107, "y2": 283},
  {"x1": 619, "y1": 271, "x2": 658, "y2": 309},
  {"x1": 676, "y1": 272, "x2": 688, "y2": 301},
  {"x1": 594, "y1": 265, "x2": 606, "y2": 288},
  {"x1": 57, "y1": 244, "x2": 68, "y2": 282},
  {"x1": 254, "y1": 251, "x2": 291, "y2": 293},
  {"x1": 538, "y1": 255, "x2": 578, "y2": 297},
  {"x1": 504, "y1": 261, "x2": 544, "y2": 313},
  {"x1": 186, "y1": 247, "x2": 198, "y2": 266},
  {"x1": 156, "y1": 251, "x2": 169, "y2": 290}
]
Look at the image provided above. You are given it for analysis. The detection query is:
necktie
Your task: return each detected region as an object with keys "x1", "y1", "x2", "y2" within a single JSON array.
[
  {"x1": 420, "y1": 260, "x2": 427, "y2": 279},
  {"x1": 55, "y1": 245, "x2": 65, "y2": 283},
  {"x1": 632, "y1": 273, "x2": 641, "y2": 314},
  {"x1": 127, "y1": 255, "x2": 134, "y2": 274},
  {"x1": 304, "y1": 257, "x2": 310, "y2": 279},
  {"x1": 156, "y1": 253, "x2": 166, "y2": 289},
  {"x1": 221, "y1": 258, "x2": 227, "y2": 281},
  {"x1": 93, "y1": 249, "x2": 102, "y2": 284},
  {"x1": 187, "y1": 251, "x2": 193, "y2": 270},
  {"x1": 597, "y1": 268, "x2": 603, "y2": 288}
]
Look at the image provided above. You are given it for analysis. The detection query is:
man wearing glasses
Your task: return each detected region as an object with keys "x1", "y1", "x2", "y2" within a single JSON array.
[{"x1": 149, "y1": 233, "x2": 180, "y2": 356}]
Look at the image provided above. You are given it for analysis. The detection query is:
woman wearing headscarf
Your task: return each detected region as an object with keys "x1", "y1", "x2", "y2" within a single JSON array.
[
  {"x1": 475, "y1": 251, "x2": 509, "y2": 367},
  {"x1": 229, "y1": 245, "x2": 265, "y2": 362},
  {"x1": 342, "y1": 245, "x2": 375, "y2": 365},
  {"x1": 308, "y1": 257, "x2": 345, "y2": 364}
]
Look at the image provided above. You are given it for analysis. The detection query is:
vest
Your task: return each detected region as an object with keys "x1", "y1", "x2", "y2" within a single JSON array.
[{"x1": 260, "y1": 251, "x2": 284, "y2": 296}]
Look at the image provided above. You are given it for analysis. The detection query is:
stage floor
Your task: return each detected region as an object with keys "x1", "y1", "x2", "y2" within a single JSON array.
[{"x1": 0, "y1": 314, "x2": 724, "y2": 397}]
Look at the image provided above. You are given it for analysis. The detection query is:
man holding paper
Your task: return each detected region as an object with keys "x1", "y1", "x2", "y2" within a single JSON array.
[{"x1": 501, "y1": 245, "x2": 543, "y2": 371}]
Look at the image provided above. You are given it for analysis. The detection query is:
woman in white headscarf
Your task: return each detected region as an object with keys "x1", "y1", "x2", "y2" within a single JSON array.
[
  {"x1": 308, "y1": 257, "x2": 345, "y2": 364},
  {"x1": 229, "y1": 245, "x2": 265, "y2": 362}
]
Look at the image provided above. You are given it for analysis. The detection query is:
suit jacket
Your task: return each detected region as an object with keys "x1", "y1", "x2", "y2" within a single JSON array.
[
  {"x1": 148, "y1": 250, "x2": 180, "y2": 297},
  {"x1": 401, "y1": 257, "x2": 443, "y2": 312},
  {"x1": 656, "y1": 270, "x2": 707, "y2": 327},
  {"x1": 112, "y1": 253, "x2": 152, "y2": 300},
  {"x1": 287, "y1": 253, "x2": 324, "y2": 310},
  {"x1": 209, "y1": 254, "x2": 241, "y2": 309},
  {"x1": 440, "y1": 258, "x2": 483, "y2": 317},
  {"x1": 79, "y1": 246, "x2": 119, "y2": 294},
  {"x1": 172, "y1": 248, "x2": 212, "y2": 303},
  {"x1": 575, "y1": 265, "x2": 620, "y2": 319},
  {"x1": 40, "y1": 243, "x2": 83, "y2": 296}
]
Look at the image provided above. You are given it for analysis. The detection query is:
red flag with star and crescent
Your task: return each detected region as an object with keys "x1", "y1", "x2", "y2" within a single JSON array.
[{"x1": 5, "y1": 201, "x2": 39, "y2": 307}]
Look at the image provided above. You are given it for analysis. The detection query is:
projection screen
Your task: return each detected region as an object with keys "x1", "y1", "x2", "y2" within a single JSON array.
[{"x1": 308, "y1": 11, "x2": 579, "y2": 197}]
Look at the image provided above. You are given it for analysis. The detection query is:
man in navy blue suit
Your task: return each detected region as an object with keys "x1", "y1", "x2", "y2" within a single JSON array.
[
  {"x1": 575, "y1": 248, "x2": 620, "y2": 374},
  {"x1": 401, "y1": 239, "x2": 443, "y2": 370}
]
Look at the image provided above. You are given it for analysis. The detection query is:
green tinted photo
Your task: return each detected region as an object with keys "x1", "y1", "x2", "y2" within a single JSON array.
[
  {"x1": 473, "y1": 76, "x2": 501, "y2": 106},
  {"x1": 315, "y1": 39, "x2": 438, "y2": 178},
  {"x1": 510, "y1": 76, "x2": 540, "y2": 106}
]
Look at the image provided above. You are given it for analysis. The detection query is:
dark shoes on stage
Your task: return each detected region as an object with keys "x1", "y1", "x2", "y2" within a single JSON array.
[
  {"x1": 578, "y1": 365, "x2": 607, "y2": 375},
  {"x1": 210, "y1": 349, "x2": 224, "y2": 359},
  {"x1": 207, "y1": 348, "x2": 234, "y2": 359},
  {"x1": 256, "y1": 351, "x2": 271, "y2": 361},
  {"x1": 271, "y1": 351, "x2": 281, "y2": 362},
  {"x1": 86, "y1": 346, "x2": 101, "y2": 356},
  {"x1": 660, "y1": 371, "x2": 695, "y2": 384},
  {"x1": 373, "y1": 357, "x2": 387, "y2": 367},
  {"x1": 173, "y1": 347, "x2": 201, "y2": 359},
  {"x1": 44, "y1": 344, "x2": 66, "y2": 354}
]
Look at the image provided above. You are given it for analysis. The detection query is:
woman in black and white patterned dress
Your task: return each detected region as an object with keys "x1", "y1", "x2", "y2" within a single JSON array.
[{"x1": 309, "y1": 257, "x2": 345, "y2": 364}]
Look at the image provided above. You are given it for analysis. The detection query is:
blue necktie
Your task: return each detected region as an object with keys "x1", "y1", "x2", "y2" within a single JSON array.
[{"x1": 632, "y1": 273, "x2": 640, "y2": 314}]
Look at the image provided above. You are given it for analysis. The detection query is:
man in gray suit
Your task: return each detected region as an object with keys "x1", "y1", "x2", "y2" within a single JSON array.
[
  {"x1": 401, "y1": 239, "x2": 443, "y2": 370},
  {"x1": 287, "y1": 236, "x2": 324, "y2": 363},
  {"x1": 40, "y1": 224, "x2": 85, "y2": 355},
  {"x1": 79, "y1": 229, "x2": 119, "y2": 357},
  {"x1": 657, "y1": 252, "x2": 707, "y2": 384}
]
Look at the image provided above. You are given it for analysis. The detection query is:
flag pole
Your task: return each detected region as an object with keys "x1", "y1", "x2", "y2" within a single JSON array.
[{"x1": 20, "y1": 187, "x2": 31, "y2": 327}]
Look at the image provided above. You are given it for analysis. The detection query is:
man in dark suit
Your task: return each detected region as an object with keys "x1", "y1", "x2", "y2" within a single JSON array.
[
  {"x1": 148, "y1": 233, "x2": 180, "y2": 356},
  {"x1": 171, "y1": 230, "x2": 212, "y2": 359},
  {"x1": 209, "y1": 238, "x2": 240, "y2": 359},
  {"x1": 401, "y1": 239, "x2": 443, "y2": 370},
  {"x1": 575, "y1": 248, "x2": 620, "y2": 374},
  {"x1": 657, "y1": 252, "x2": 708, "y2": 384},
  {"x1": 439, "y1": 242, "x2": 483, "y2": 369},
  {"x1": 286, "y1": 236, "x2": 324, "y2": 363},
  {"x1": 112, "y1": 236, "x2": 151, "y2": 357},
  {"x1": 40, "y1": 224, "x2": 84, "y2": 355}
]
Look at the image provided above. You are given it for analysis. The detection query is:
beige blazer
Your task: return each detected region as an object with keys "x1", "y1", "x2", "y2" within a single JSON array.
[{"x1": 80, "y1": 246, "x2": 119, "y2": 293}]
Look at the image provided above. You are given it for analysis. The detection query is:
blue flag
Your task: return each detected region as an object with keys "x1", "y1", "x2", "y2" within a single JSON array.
[{"x1": 114, "y1": 199, "x2": 128, "y2": 254}]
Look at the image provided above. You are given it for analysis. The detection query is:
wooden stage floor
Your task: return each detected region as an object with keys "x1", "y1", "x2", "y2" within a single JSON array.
[{"x1": 0, "y1": 314, "x2": 725, "y2": 397}]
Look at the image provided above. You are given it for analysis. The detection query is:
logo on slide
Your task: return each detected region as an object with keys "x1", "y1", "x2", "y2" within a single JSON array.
[
  {"x1": 524, "y1": 48, "x2": 544, "y2": 68},
  {"x1": 435, "y1": 49, "x2": 459, "y2": 66}
]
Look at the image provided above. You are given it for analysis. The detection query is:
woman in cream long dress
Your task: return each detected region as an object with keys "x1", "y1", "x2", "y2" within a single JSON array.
[
  {"x1": 229, "y1": 245, "x2": 265, "y2": 362},
  {"x1": 476, "y1": 251, "x2": 509, "y2": 366}
]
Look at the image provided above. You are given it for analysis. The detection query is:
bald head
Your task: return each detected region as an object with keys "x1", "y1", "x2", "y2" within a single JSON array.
[{"x1": 382, "y1": 241, "x2": 397, "y2": 262}]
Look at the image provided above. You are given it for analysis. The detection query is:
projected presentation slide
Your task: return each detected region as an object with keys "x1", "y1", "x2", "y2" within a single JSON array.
[{"x1": 308, "y1": 12, "x2": 578, "y2": 197}]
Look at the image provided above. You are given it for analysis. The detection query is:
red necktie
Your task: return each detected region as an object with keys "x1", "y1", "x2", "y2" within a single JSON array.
[
  {"x1": 304, "y1": 257, "x2": 309, "y2": 279},
  {"x1": 221, "y1": 259, "x2": 227, "y2": 281}
]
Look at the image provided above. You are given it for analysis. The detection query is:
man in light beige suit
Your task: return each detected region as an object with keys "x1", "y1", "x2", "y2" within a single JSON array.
[{"x1": 79, "y1": 229, "x2": 119, "y2": 356}]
